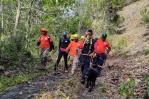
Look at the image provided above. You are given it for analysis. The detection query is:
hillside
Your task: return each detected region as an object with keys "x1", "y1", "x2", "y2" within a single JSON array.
[{"x1": 0, "y1": 0, "x2": 149, "y2": 99}]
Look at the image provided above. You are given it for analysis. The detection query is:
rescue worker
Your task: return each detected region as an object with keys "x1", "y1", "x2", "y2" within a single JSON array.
[
  {"x1": 37, "y1": 28, "x2": 54, "y2": 69},
  {"x1": 86, "y1": 32, "x2": 111, "y2": 92},
  {"x1": 80, "y1": 29, "x2": 96, "y2": 84},
  {"x1": 68, "y1": 34, "x2": 75, "y2": 66},
  {"x1": 54, "y1": 32, "x2": 70, "y2": 72},
  {"x1": 94, "y1": 32, "x2": 111, "y2": 66},
  {"x1": 60, "y1": 34, "x2": 80, "y2": 75}
]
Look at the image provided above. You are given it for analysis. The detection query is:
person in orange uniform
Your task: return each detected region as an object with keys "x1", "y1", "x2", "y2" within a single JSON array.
[
  {"x1": 94, "y1": 32, "x2": 111, "y2": 60},
  {"x1": 37, "y1": 28, "x2": 54, "y2": 69},
  {"x1": 61, "y1": 34, "x2": 80, "y2": 75},
  {"x1": 86, "y1": 32, "x2": 111, "y2": 92}
]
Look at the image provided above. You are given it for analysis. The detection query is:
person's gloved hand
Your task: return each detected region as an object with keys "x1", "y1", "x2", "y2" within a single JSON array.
[
  {"x1": 108, "y1": 51, "x2": 113, "y2": 58},
  {"x1": 89, "y1": 52, "x2": 96, "y2": 58}
]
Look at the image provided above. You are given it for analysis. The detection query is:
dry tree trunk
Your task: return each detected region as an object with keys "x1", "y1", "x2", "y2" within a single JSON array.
[
  {"x1": 1, "y1": 0, "x2": 3, "y2": 31},
  {"x1": 0, "y1": 0, "x2": 3, "y2": 40},
  {"x1": 25, "y1": 0, "x2": 36, "y2": 49},
  {"x1": 14, "y1": 0, "x2": 21, "y2": 36},
  {"x1": 27, "y1": 0, "x2": 36, "y2": 32}
]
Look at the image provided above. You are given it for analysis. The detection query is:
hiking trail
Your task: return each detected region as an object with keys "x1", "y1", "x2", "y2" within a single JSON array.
[{"x1": 0, "y1": 0, "x2": 149, "y2": 99}]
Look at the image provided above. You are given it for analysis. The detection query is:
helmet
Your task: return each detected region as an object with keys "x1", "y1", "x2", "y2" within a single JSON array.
[
  {"x1": 40, "y1": 28, "x2": 48, "y2": 33},
  {"x1": 63, "y1": 32, "x2": 67, "y2": 36},
  {"x1": 70, "y1": 35, "x2": 75, "y2": 40},
  {"x1": 101, "y1": 32, "x2": 107, "y2": 39},
  {"x1": 73, "y1": 34, "x2": 79, "y2": 38}
]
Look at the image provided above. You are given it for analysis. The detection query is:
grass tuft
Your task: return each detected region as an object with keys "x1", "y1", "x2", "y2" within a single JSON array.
[{"x1": 140, "y1": 8, "x2": 149, "y2": 23}]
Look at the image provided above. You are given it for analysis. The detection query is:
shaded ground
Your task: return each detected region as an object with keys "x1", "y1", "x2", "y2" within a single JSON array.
[
  {"x1": 0, "y1": 71, "x2": 69, "y2": 99},
  {"x1": 77, "y1": 55, "x2": 149, "y2": 99},
  {"x1": 0, "y1": 55, "x2": 148, "y2": 99},
  {"x1": 0, "y1": 0, "x2": 149, "y2": 99}
]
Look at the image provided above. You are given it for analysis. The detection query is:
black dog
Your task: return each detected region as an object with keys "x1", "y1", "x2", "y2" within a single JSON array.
[{"x1": 86, "y1": 63, "x2": 102, "y2": 92}]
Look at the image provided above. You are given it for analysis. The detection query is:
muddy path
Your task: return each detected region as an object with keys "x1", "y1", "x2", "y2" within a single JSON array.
[
  {"x1": 77, "y1": 55, "x2": 149, "y2": 99},
  {"x1": 0, "y1": 55, "x2": 148, "y2": 99},
  {"x1": 0, "y1": 71, "x2": 69, "y2": 99}
]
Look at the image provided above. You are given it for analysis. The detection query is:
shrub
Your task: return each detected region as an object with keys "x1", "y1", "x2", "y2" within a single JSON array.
[
  {"x1": 144, "y1": 49, "x2": 149, "y2": 56},
  {"x1": 140, "y1": 8, "x2": 149, "y2": 23},
  {"x1": 112, "y1": 0, "x2": 126, "y2": 8},
  {"x1": 112, "y1": 37, "x2": 127, "y2": 51},
  {"x1": 144, "y1": 76, "x2": 149, "y2": 98},
  {"x1": 118, "y1": 79, "x2": 135, "y2": 98}
]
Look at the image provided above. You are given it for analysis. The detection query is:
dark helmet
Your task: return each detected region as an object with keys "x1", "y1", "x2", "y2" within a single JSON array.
[
  {"x1": 63, "y1": 32, "x2": 67, "y2": 36},
  {"x1": 101, "y1": 32, "x2": 107, "y2": 39}
]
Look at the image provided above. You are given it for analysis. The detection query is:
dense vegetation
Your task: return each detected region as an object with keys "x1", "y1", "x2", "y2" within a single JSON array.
[
  {"x1": 0, "y1": 0, "x2": 124, "y2": 70},
  {"x1": 0, "y1": 0, "x2": 149, "y2": 98}
]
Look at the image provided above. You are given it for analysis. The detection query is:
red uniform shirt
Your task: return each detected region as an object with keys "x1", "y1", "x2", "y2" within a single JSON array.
[
  {"x1": 38, "y1": 35, "x2": 52, "y2": 48},
  {"x1": 94, "y1": 38, "x2": 111, "y2": 54}
]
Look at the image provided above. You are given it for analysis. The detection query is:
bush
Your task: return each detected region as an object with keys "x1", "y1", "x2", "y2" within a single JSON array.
[
  {"x1": 112, "y1": 37, "x2": 127, "y2": 50},
  {"x1": 118, "y1": 79, "x2": 135, "y2": 98},
  {"x1": 112, "y1": 0, "x2": 126, "y2": 8},
  {"x1": 140, "y1": 8, "x2": 149, "y2": 23},
  {"x1": 0, "y1": 37, "x2": 33, "y2": 69},
  {"x1": 144, "y1": 49, "x2": 149, "y2": 56},
  {"x1": 144, "y1": 76, "x2": 149, "y2": 98}
]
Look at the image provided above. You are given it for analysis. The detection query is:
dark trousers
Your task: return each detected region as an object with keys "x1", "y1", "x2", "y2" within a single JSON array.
[
  {"x1": 55, "y1": 51, "x2": 68, "y2": 70},
  {"x1": 81, "y1": 55, "x2": 91, "y2": 80},
  {"x1": 92, "y1": 53, "x2": 107, "y2": 66}
]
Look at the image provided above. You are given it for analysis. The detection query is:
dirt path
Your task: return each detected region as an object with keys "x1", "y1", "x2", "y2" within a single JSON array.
[
  {"x1": 0, "y1": 55, "x2": 148, "y2": 99},
  {"x1": 0, "y1": 72, "x2": 69, "y2": 99},
  {"x1": 78, "y1": 54, "x2": 149, "y2": 99},
  {"x1": 0, "y1": 1, "x2": 149, "y2": 99}
]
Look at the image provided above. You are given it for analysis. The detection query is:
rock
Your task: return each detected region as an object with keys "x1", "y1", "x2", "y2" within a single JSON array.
[
  {"x1": 0, "y1": 66, "x2": 5, "y2": 71},
  {"x1": 3, "y1": 71, "x2": 14, "y2": 77},
  {"x1": 19, "y1": 91, "x2": 23, "y2": 95}
]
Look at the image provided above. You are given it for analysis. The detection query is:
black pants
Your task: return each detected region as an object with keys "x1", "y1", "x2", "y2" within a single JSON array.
[
  {"x1": 80, "y1": 55, "x2": 91, "y2": 80},
  {"x1": 55, "y1": 51, "x2": 68, "y2": 70}
]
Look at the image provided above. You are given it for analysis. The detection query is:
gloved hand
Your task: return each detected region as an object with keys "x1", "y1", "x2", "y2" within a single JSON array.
[{"x1": 89, "y1": 52, "x2": 96, "y2": 58}]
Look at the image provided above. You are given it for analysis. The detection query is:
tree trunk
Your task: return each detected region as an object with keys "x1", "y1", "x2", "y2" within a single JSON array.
[
  {"x1": 0, "y1": 0, "x2": 3, "y2": 33},
  {"x1": 27, "y1": 0, "x2": 36, "y2": 32},
  {"x1": 14, "y1": 0, "x2": 21, "y2": 36}
]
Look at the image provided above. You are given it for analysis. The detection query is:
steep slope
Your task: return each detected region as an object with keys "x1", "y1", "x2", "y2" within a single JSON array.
[{"x1": 118, "y1": 0, "x2": 149, "y2": 55}]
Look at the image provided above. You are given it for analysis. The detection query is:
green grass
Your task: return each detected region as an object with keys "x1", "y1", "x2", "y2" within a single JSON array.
[
  {"x1": 118, "y1": 79, "x2": 135, "y2": 97},
  {"x1": 144, "y1": 76, "x2": 149, "y2": 96},
  {"x1": 0, "y1": 71, "x2": 49, "y2": 92},
  {"x1": 144, "y1": 49, "x2": 149, "y2": 56},
  {"x1": 112, "y1": 0, "x2": 126, "y2": 8},
  {"x1": 109, "y1": 35, "x2": 127, "y2": 51},
  {"x1": 121, "y1": 51, "x2": 129, "y2": 58},
  {"x1": 140, "y1": 8, "x2": 149, "y2": 23}
]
